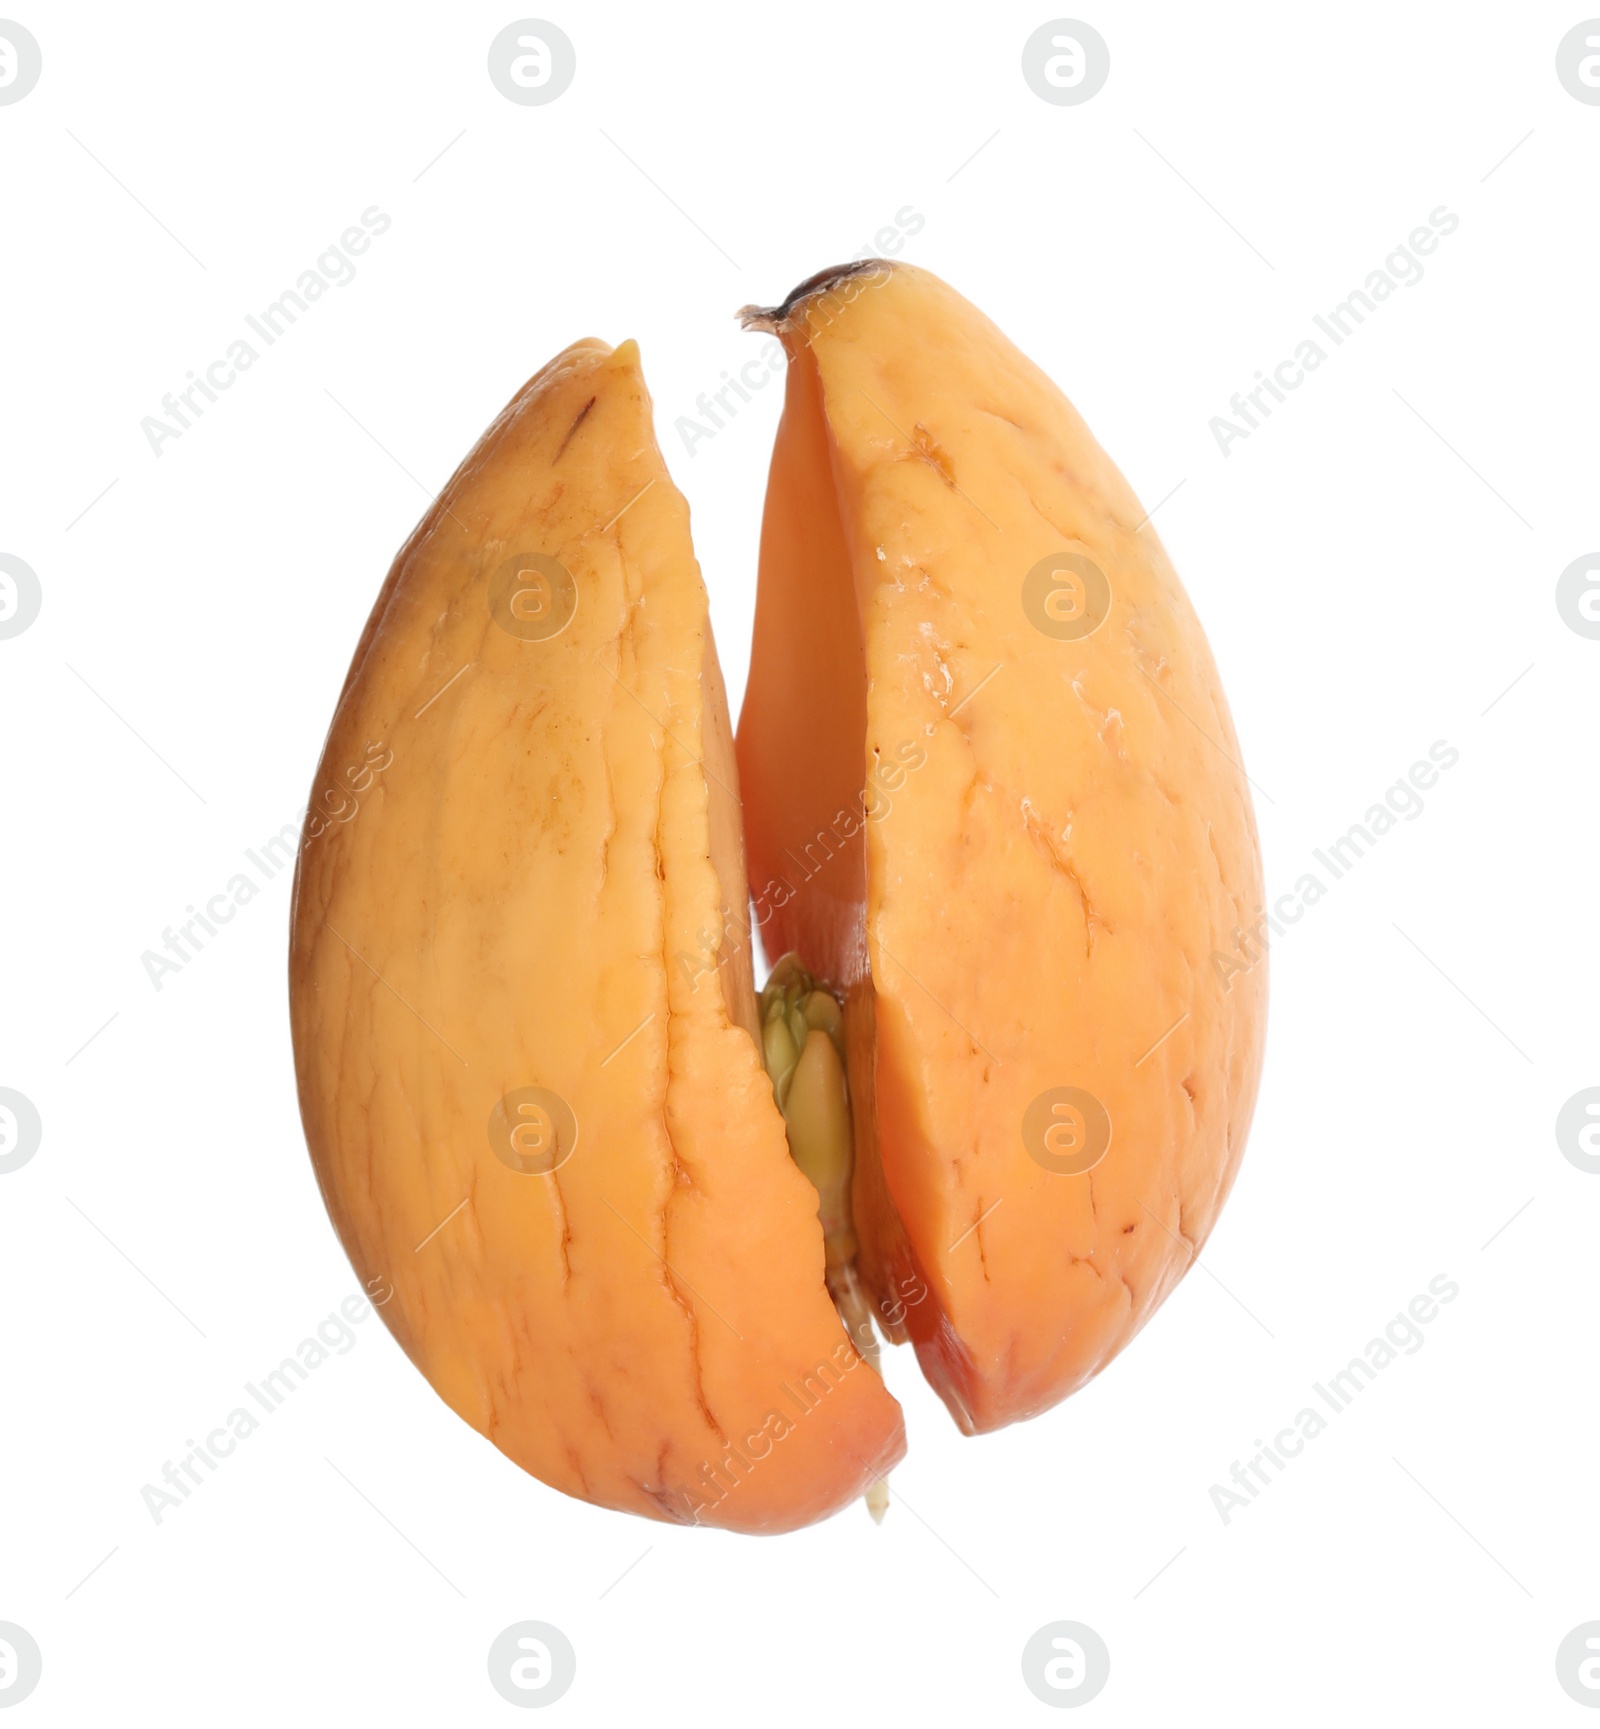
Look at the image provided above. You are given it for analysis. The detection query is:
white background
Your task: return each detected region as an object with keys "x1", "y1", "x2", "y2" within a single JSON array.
[{"x1": 3, "y1": 1, "x2": 1597, "y2": 1721}]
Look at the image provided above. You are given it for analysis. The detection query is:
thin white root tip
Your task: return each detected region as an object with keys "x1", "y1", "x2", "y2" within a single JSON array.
[{"x1": 866, "y1": 1479, "x2": 890, "y2": 1524}]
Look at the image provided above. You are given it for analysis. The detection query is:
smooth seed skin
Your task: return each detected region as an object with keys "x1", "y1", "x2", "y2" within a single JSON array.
[
  {"x1": 783, "y1": 1028, "x2": 857, "y2": 1268},
  {"x1": 763, "y1": 1015, "x2": 799, "y2": 1099},
  {"x1": 762, "y1": 975, "x2": 891, "y2": 1523},
  {"x1": 803, "y1": 990, "x2": 843, "y2": 1042},
  {"x1": 785, "y1": 1004, "x2": 810, "y2": 1064}
]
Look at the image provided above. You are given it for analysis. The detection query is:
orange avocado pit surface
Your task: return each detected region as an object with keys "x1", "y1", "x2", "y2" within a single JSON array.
[{"x1": 288, "y1": 261, "x2": 1267, "y2": 1533}]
